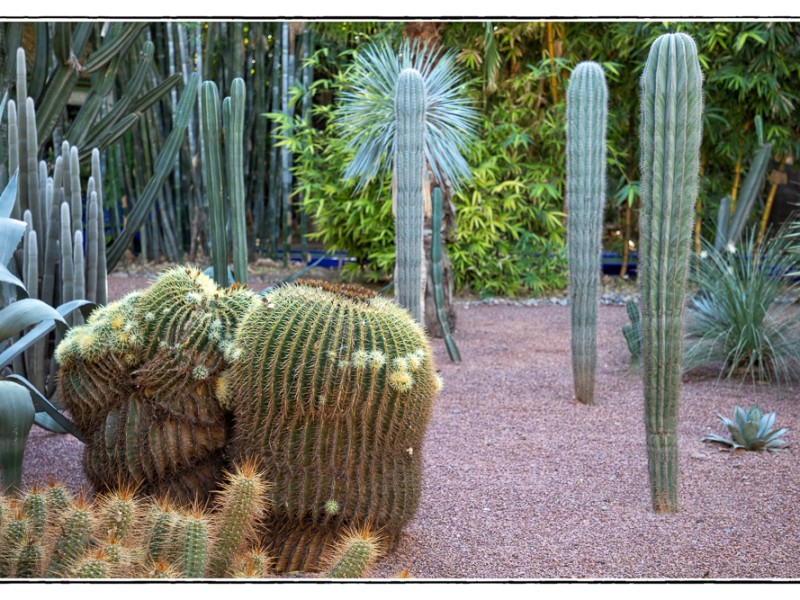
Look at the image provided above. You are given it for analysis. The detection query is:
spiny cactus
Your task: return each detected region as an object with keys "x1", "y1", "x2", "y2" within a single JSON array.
[
  {"x1": 229, "y1": 547, "x2": 273, "y2": 578},
  {"x1": 207, "y1": 461, "x2": 270, "y2": 577},
  {"x1": 57, "y1": 268, "x2": 257, "y2": 503},
  {"x1": 394, "y1": 68, "x2": 426, "y2": 323},
  {"x1": 176, "y1": 510, "x2": 210, "y2": 578},
  {"x1": 95, "y1": 484, "x2": 140, "y2": 542},
  {"x1": 566, "y1": 61, "x2": 608, "y2": 406},
  {"x1": 323, "y1": 526, "x2": 383, "y2": 578},
  {"x1": 21, "y1": 487, "x2": 47, "y2": 540},
  {"x1": 13, "y1": 537, "x2": 43, "y2": 578},
  {"x1": 44, "y1": 495, "x2": 95, "y2": 577},
  {"x1": 639, "y1": 33, "x2": 703, "y2": 513},
  {"x1": 227, "y1": 284, "x2": 440, "y2": 572},
  {"x1": 70, "y1": 549, "x2": 114, "y2": 579},
  {"x1": 0, "y1": 507, "x2": 28, "y2": 576}
]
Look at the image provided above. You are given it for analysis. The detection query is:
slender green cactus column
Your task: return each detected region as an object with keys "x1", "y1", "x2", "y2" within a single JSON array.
[
  {"x1": 566, "y1": 61, "x2": 608, "y2": 405},
  {"x1": 226, "y1": 78, "x2": 247, "y2": 285},
  {"x1": 394, "y1": 68, "x2": 426, "y2": 322},
  {"x1": 639, "y1": 33, "x2": 703, "y2": 512},
  {"x1": 200, "y1": 81, "x2": 227, "y2": 287}
]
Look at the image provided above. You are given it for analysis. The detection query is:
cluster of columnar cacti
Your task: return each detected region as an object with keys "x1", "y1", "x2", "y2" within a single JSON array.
[
  {"x1": 639, "y1": 33, "x2": 703, "y2": 513},
  {"x1": 394, "y1": 68, "x2": 426, "y2": 323},
  {"x1": 56, "y1": 267, "x2": 439, "y2": 571},
  {"x1": 566, "y1": 61, "x2": 608, "y2": 405},
  {"x1": 200, "y1": 78, "x2": 248, "y2": 286},
  {"x1": 0, "y1": 464, "x2": 278, "y2": 579},
  {"x1": 4, "y1": 48, "x2": 109, "y2": 401}
]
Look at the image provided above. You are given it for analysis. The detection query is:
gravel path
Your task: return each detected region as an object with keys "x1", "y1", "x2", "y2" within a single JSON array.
[{"x1": 20, "y1": 282, "x2": 800, "y2": 579}]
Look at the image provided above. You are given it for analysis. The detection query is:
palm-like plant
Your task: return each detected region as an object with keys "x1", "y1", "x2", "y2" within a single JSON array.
[
  {"x1": 703, "y1": 404, "x2": 789, "y2": 451},
  {"x1": 335, "y1": 39, "x2": 479, "y2": 190},
  {"x1": 684, "y1": 227, "x2": 800, "y2": 384}
]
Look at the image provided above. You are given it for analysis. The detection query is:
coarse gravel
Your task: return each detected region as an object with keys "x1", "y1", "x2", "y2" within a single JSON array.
[{"x1": 20, "y1": 278, "x2": 800, "y2": 580}]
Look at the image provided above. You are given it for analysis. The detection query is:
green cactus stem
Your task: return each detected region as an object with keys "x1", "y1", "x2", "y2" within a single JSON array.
[
  {"x1": 0, "y1": 381, "x2": 35, "y2": 492},
  {"x1": 207, "y1": 461, "x2": 269, "y2": 577},
  {"x1": 394, "y1": 68, "x2": 426, "y2": 323},
  {"x1": 0, "y1": 508, "x2": 28, "y2": 576},
  {"x1": 431, "y1": 187, "x2": 460, "y2": 362},
  {"x1": 96, "y1": 486, "x2": 139, "y2": 542},
  {"x1": 45, "y1": 498, "x2": 94, "y2": 577},
  {"x1": 21, "y1": 487, "x2": 47, "y2": 540},
  {"x1": 324, "y1": 527, "x2": 382, "y2": 578},
  {"x1": 622, "y1": 299, "x2": 642, "y2": 367},
  {"x1": 13, "y1": 537, "x2": 43, "y2": 578},
  {"x1": 200, "y1": 81, "x2": 227, "y2": 288},
  {"x1": 226, "y1": 78, "x2": 247, "y2": 285},
  {"x1": 177, "y1": 513, "x2": 210, "y2": 578},
  {"x1": 566, "y1": 61, "x2": 608, "y2": 406},
  {"x1": 639, "y1": 33, "x2": 703, "y2": 513}
]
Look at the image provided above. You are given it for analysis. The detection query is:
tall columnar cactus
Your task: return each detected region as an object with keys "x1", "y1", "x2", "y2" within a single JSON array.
[
  {"x1": 225, "y1": 78, "x2": 248, "y2": 285},
  {"x1": 566, "y1": 61, "x2": 608, "y2": 405},
  {"x1": 639, "y1": 33, "x2": 703, "y2": 513},
  {"x1": 227, "y1": 283, "x2": 440, "y2": 572},
  {"x1": 45, "y1": 497, "x2": 95, "y2": 577},
  {"x1": 200, "y1": 81, "x2": 227, "y2": 287},
  {"x1": 394, "y1": 68, "x2": 426, "y2": 323},
  {"x1": 177, "y1": 512, "x2": 210, "y2": 578}
]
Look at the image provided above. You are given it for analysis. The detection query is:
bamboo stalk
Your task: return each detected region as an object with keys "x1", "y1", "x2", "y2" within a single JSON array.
[{"x1": 546, "y1": 23, "x2": 559, "y2": 105}]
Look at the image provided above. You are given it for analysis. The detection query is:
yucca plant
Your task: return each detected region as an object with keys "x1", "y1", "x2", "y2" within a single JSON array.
[
  {"x1": 335, "y1": 39, "x2": 479, "y2": 191},
  {"x1": 703, "y1": 404, "x2": 789, "y2": 451},
  {"x1": 685, "y1": 227, "x2": 800, "y2": 384}
]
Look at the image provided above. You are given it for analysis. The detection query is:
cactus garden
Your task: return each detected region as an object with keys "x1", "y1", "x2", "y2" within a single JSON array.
[{"x1": 1, "y1": 19, "x2": 800, "y2": 581}]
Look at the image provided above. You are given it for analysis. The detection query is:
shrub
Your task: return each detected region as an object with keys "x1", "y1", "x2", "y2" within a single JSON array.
[{"x1": 684, "y1": 228, "x2": 800, "y2": 384}]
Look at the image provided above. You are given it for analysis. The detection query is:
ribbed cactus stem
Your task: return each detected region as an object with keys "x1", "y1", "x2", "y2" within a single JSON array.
[
  {"x1": 0, "y1": 511, "x2": 28, "y2": 576},
  {"x1": 227, "y1": 78, "x2": 248, "y2": 285},
  {"x1": 25, "y1": 98, "x2": 40, "y2": 241},
  {"x1": 207, "y1": 462, "x2": 268, "y2": 577},
  {"x1": 45, "y1": 502, "x2": 94, "y2": 577},
  {"x1": 22, "y1": 488, "x2": 47, "y2": 540},
  {"x1": 566, "y1": 61, "x2": 608, "y2": 406},
  {"x1": 73, "y1": 230, "x2": 86, "y2": 324},
  {"x1": 91, "y1": 148, "x2": 108, "y2": 305},
  {"x1": 325, "y1": 528, "x2": 381, "y2": 578},
  {"x1": 97, "y1": 488, "x2": 138, "y2": 542},
  {"x1": 200, "y1": 81, "x2": 227, "y2": 287},
  {"x1": 86, "y1": 192, "x2": 99, "y2": 303},
  {"x1": 178, "y1": 516, "x2": 209, "y2": 578},
  {"x1": 16, "y1": 49, "x2": 29, "y2": 215},
  {"x1": 69, "y1": 146, "x2": 82, "y2": 236},
  {"x1": 14, "y1": 538, "x2": 43, "y2": 578},
  {"x1": 639, "y1": 33, "x2": 703, "y2": 513},
  {"x1": 60, "y1": 201, "x2": 74, "y2": 306},
  {"x1": 44, "y1": 481, "x2": 73, "y2": 516},
  {"x1": 394, "y1": 68, "x2": 426, "y2": 322},
  {"x1": 7, "y1": 100, "x2": 19, "y2": 218}
]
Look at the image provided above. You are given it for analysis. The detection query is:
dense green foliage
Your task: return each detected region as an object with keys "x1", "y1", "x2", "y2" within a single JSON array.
[{"x1": 290, "y1": 22, "x2": 799, "y2": 296}]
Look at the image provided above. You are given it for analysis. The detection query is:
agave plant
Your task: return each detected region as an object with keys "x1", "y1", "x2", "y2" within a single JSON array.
[
  {"x1": 703, "y1": 404, "x2": 789, "y2": 451},
  {"x1": 684, "y1": 227, "x2": 800, "y2": 384},
  {"x1": 335, "y1": 38, "x2": 479, "y2": 190}
]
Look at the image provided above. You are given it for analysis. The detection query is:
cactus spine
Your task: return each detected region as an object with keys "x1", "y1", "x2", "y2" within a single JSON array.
[
  {"x1": 566, "y1": 62, "x2": 607, "y2": 405},
  {"x1": 394, "y1": 68, "x2": 426, "y2": 322},
  {"x1": 639, "y1": 33, "x2": 703, "y2": 513}
]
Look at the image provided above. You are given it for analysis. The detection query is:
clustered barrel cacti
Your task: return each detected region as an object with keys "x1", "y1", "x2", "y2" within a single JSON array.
[
  {"x1": 566, "y1": 61, "x2": 608, "y2": 405},
  {"x1": 55, "y1": 266, "x2": 440, "y2": 572},
  {"x1": 639, "y1": 32, "x2": 704, "y2": 513},
  {"x1": 394, "y1": 68, "x2": 426, "y2": 323}
]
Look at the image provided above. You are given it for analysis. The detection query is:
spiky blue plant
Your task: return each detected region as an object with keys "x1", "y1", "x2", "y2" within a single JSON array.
[{"x1": 336, "y1": 39, "x2": 479, "y2": 190}]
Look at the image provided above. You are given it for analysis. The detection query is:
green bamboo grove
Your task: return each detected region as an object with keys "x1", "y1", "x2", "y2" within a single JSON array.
[
  {"x1": 55, "y1": 267, "x2": 441, "y2": 572},
  {"x1": 566, "y1": 61, "x2": 608, "y2": 406},
  {"x1": 639, "y1": 33, "x2": 703, "y2": 513}
]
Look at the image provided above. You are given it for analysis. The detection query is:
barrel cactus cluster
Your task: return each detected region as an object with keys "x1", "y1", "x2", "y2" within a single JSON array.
[{"x1": 54, "y1": 266, "x2": 440, "y2": 572}]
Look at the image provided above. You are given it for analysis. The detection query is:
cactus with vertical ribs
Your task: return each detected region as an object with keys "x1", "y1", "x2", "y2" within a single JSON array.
[
  {"x1": 394, "y1": 68, "x2": 426, "y2": 323},
  {"x1": 566, "y1": 61, "x2": 608, "y2": 406},
  {"x1": 200, "y1": 78, "x2": 248, "y2": 287},
  {"x1": 639, "y1": 33, "x2": 703, "y2": 513},
  {"x1": 323, "y1": 526, "x2": 383, "y2": 578}
]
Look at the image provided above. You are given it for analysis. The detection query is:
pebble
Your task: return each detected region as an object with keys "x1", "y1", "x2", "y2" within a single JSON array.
[{"x1": 457, "y1": 292, "x2": 638, "y2": 309}]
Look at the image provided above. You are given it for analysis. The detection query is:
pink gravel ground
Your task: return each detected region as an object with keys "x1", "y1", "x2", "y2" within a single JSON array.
[{"x1": 20, "y1": 277, "x2": 800, "y2": 579}]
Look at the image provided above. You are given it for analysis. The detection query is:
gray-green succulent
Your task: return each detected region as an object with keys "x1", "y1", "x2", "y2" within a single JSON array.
[{"x1": 703, "y1": 405, "x2": 789, "y2": 451}]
